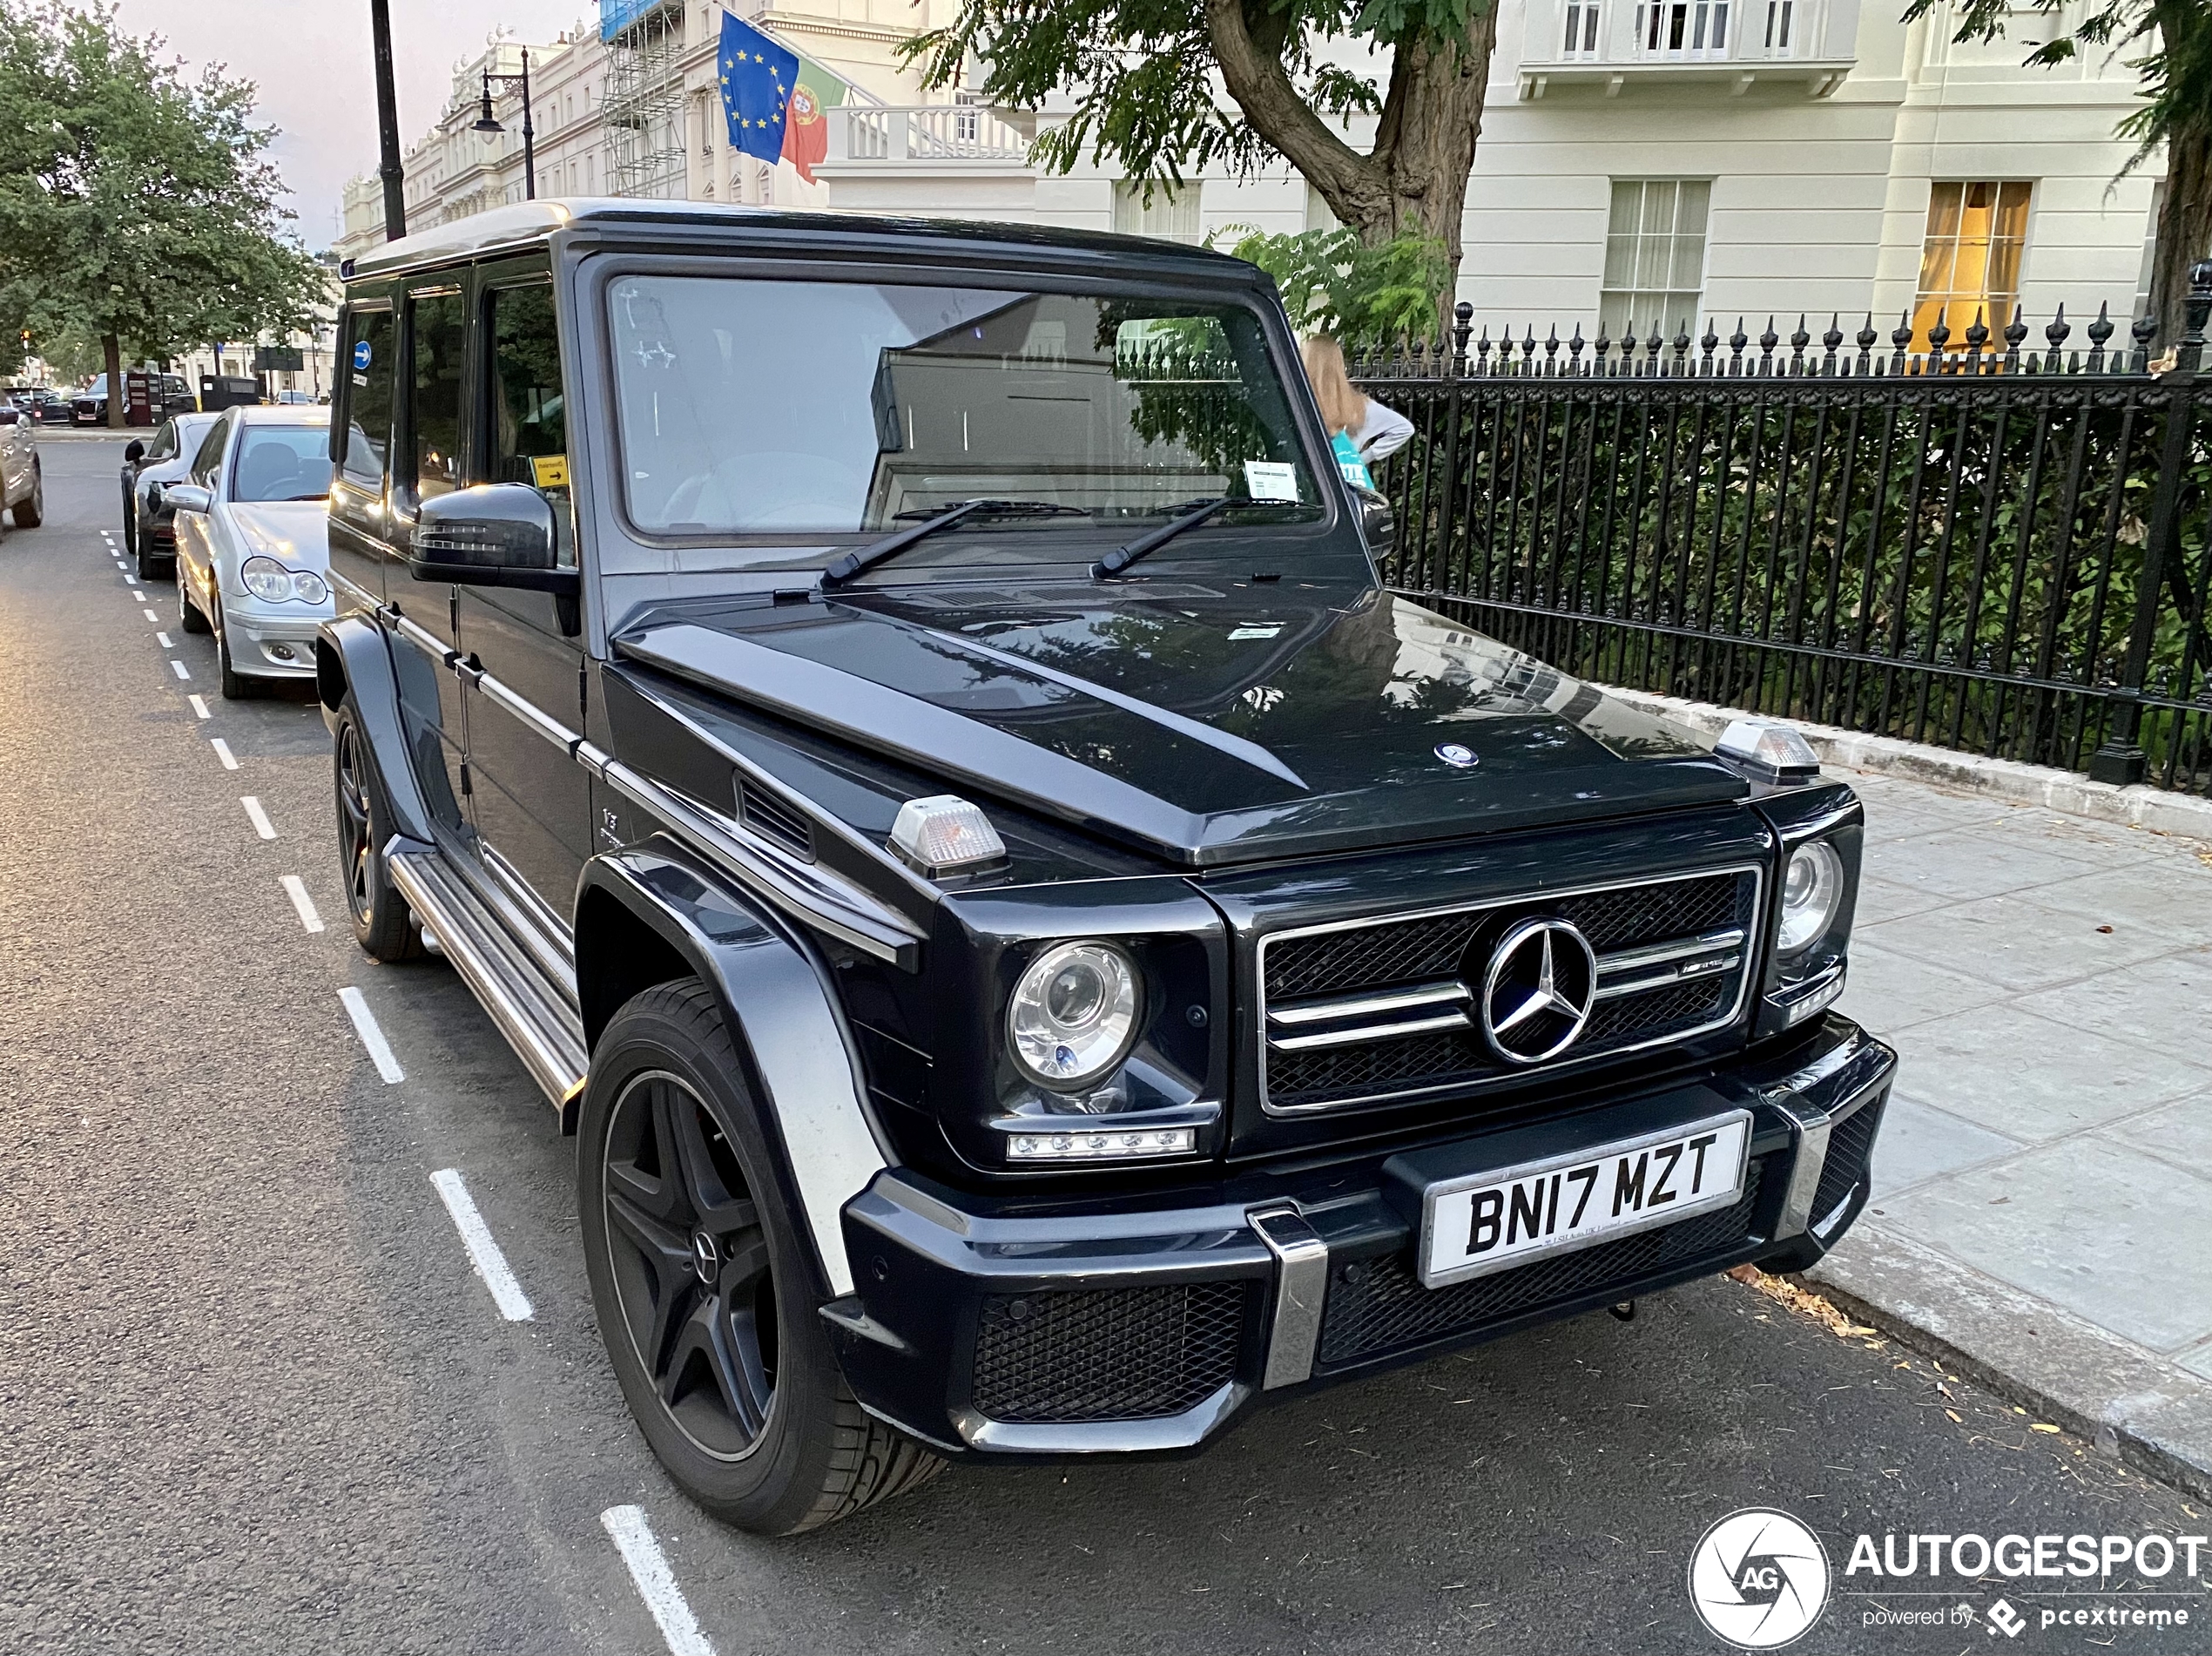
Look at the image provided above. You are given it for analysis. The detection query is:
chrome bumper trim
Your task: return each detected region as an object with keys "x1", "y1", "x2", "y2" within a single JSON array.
[
  {"x1": 1248, "y1": 1201, "x2": 1330, "y2": 1390},
  {"x1": 954, "y1": 1381, "x2": 1250, "y2": 1453}
]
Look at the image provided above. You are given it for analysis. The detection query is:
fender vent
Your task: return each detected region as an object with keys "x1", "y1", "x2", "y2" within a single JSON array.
[{"x1": 736, "y1": 776, "x2": 813, "y2": 862}]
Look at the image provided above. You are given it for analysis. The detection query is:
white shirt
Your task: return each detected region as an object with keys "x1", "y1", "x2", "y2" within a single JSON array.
[{"x1": 1354, "y1": 397, "x2": 1415, "y2": 461}]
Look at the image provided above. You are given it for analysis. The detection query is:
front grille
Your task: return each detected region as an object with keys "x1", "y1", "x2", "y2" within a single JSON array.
[
  {"x1": 1812, "y1": 1093, "x2": 1885, "y2": 1225},
  {"x1": 1258, "y1": 869, "x2": 1760, "y2": 1112},
  {"x1": 1317, "y1": 1159, "x2": 1770, "y2": 1369},
  {"x1": 969, "y1": 1281, "x2": 1249, "y2": 1424}
]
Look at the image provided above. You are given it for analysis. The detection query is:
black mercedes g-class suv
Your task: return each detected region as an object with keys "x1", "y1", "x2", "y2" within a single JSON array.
[{"x1": 317, "y1": 200, "x2": 1894, "y2": 1536}]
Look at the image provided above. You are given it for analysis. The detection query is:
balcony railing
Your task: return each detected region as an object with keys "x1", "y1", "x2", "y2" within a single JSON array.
[
  {"x1": 823, "y1": 105, "x2": 1031, "y2": 167},
  {"x1": 1526, "y1": 0, "x2": 1857, "y2": 88}
]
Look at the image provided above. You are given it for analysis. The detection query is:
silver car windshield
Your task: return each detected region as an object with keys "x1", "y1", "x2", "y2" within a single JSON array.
[
  {"x1": 607, "y1": 275, "x2": 1321, "y2": 551},
  {"x1": 233, "y1": 426, "x2": 331, "y2": 503}
]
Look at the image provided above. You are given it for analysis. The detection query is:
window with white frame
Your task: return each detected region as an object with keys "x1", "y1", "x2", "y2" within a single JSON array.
[
  {"x1": 1911, "y1": 179, "x2": 2031, "y2": 352},
  {"x1": 1304, "y1": 184, "x2": 1339, "y2": 233},
  {"x1": 1562, "y1": 0, "x2": 1603, "y2": 54},
  {"x1": 2135, "y1": 180, "x2": 2165, "y2": 323},
  {"x1": 1113, "y1": 181, "x2": 1202, "y2": 244},
  {"x1": 1634, "y1": 0, "x2": 1729, "y2": 56},
  {"x1": 1600, "y1": 179, "x2": 1712, "y2": 339}
]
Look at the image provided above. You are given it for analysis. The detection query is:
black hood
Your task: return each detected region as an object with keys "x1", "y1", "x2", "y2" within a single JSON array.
[{"x1": 613, "y1": 579, "x2": 1747, "y2": 868}]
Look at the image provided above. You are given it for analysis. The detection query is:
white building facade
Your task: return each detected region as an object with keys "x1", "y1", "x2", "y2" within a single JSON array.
[{"x1": 338, "y1": 0, "x2": 2167, "y2": 353}]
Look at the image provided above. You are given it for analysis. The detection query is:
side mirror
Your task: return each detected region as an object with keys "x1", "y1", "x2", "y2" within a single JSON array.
[
  {"x1": 1352, "y1": 483, "x2": 1395, "y2": 561},
  {"x1": 123, "y1": 438, "x2": 145, "y2": 462},
  {"x1": 165, "y1": 483, "x2": 212, "y2": 515},
  {"x1": 408, "y1": 483, "x2": 577, "y2": 597}
]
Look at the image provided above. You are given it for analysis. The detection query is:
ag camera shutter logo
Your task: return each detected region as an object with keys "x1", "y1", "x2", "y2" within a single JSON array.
[{"x1": 1689, "y1": 1508, "x2": 1831, "y2": 1648}]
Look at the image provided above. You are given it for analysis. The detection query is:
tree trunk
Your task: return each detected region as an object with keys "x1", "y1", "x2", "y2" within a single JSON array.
[
  {"x1": 102, "y1": 331, "x2": 124, "y2": 429},
  {"x1": 1206, "y1": 0, "x2": 1500, "y2": 314},
  {"x1": 2149, "y1": 118, "x2": 2211, "y2": 357}
]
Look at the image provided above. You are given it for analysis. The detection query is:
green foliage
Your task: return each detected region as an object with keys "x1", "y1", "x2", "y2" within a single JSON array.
[
  {"x1": 0, "y1": 0, "x2": 325, "y2": 370},
  {"x1": 1214, "y1": 226, "x2": 1452, "y2": 349}
]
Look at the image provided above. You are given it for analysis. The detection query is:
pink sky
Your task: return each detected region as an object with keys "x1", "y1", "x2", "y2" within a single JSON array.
[{"x1": 80, "y1": 1, "x2": 592, "y2": 248}]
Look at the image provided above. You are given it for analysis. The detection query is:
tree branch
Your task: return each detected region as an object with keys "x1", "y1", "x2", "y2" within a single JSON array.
[{"x1": 1204, "y1": 0, "x2": 1387, "y2": 226}]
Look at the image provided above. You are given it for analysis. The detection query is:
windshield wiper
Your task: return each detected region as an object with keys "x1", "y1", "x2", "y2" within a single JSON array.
[
  {"x1": 820, "y1": 498, "x2": 1089, "y2": 589},
  {"x1": 1091, "y1": 497, "x2": 1309, "y2": 580}
]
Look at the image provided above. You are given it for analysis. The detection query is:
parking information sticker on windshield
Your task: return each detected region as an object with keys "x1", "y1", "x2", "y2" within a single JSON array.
[{"x1": 1244, "y1": 460, "x2": 1300, "y2": 502}]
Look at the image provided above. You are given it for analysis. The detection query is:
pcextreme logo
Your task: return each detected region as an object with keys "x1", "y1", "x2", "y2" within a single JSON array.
[{"x1": 1688, "y1": 1508, "x2": 1832, "y2": 1649}]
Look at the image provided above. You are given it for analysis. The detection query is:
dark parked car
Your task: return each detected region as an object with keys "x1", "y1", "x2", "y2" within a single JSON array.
[
  {"x1": 73, "y1": 372, "x2": 194, "y2": 425},
  {"x1": 318, "y1": 200, "x2": 1894, "y2": 1537},
  {"x1": 120, "y1": 411, "x2": 219, "y2": 576},
  {"x1": 17, "y1": 388, "x2": 72, "y2": 424}
]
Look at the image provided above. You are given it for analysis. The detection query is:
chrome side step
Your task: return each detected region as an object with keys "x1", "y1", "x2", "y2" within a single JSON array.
[{"x1": 388, "y1": 848, "x2": 587, "y2": 1124}]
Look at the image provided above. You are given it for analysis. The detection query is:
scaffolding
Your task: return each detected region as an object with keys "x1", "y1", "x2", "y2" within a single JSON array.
[{"x1": 601, "y1": 0, "x2": 686, "y2": 199}]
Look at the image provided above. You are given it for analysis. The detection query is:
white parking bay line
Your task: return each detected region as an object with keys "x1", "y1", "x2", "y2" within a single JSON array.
[
  {"x1": 170, "y1": 659, "x2": 190, "y2": 680},
  {"x1": 337, "y1": 986, "x2": 404, "y2": 1084},
  {"x1": 428, "y1": 1170, "x2": 535, "y2": 1322},
  {"x1": 155, "y1": 631, "x2": 172, "y2": 648},
  {"x1": 280, "y1": 875, "x2": 325, "y2": 933},
  {"x1": 187, "y1": 694, "x2": 211, "y2": 720},
  {"x1": 211, "y1": 737, "x2": 238, "y2": 769},
  {"x1": 142, "y1": 608, "x2": 158, "y2": 623},
  {"x1": 240, "y1": 795, "x2": 275, "y2": 839},
  {"x1": 600, "y1": 1507, "x2": 715, "y2": 1656}
]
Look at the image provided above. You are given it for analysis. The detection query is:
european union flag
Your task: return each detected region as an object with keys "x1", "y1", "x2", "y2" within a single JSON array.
[{"x1": 718, "y1": 12, "x2": 799, "y2": 166}]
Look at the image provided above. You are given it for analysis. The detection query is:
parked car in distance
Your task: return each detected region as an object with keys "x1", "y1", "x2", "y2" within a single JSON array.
[
  {"x1": 72, "y1": 371, "x2": 196, "y2": 425},
  {"x1": 169, "y1": 406, "x2": 333, "y2": 697},
  {"x1": 120, "y1": 411, "x2": 219, "y2": 577},
  {"x1": 273, "y1": 389, "x2": 319, "y2": 405},
  {"x1": 0, "y1": 404, "x2": 43, "y2": 529},
  {"x1": 17, "y1": 389, "x2": 74, "y2": 424},
  {"x1": 320, "y1": 201, "x2": 1894, "y2": 1537}
]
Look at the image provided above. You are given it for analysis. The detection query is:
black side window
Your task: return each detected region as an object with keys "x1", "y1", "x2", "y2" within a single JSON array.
[
  {"x1": 341, "y1": 308, "x2": 396, "y2": 489},
  {"x1": 189, "y1": 419, "x2": 230, "y2": 486},
  {"x1": 148, "y1": 422, "x2": 177, "y2": 461},
  {"x1": 408, "y1": 290, "x2": 468, "y2": 502},
  {"x1": 488, "y1": 281, "x2": 571, "y2": 562}
]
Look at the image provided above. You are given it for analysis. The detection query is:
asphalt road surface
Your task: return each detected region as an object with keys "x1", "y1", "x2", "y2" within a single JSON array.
[{"x1": 3, "y1": 437, "x2": 2205, "y2": 1656}]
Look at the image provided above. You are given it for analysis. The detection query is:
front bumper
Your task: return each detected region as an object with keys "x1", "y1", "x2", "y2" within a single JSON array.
[
  {"x1": 826, "y1": 1014, "x2": 1896, "y2": 1458},
  {"x1": 223, "y1": 599, "x2": 331, "y2": 678}
]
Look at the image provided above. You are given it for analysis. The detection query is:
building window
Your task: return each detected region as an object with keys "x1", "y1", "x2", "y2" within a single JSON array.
[
  {"x1": 1912, "y1": 180, "x2": 2032, "y2": 351},
  {"x1": 1563, "y1": 0, "x2": 1602, "y2": 54},
  {"x1": 2135, "y1": 179, "x2": 2165, "y2": 322},
  {"x1": 1634, "y1": 0, "x2": 1728, "y2": 56},
  {"x1": 1113, "y1": 181, "x2": 1201, "y2": 244},
  {"x1": 1600, "y1": 178, "x2": 1711, "y2": 339},
  {"x1": 1304, "y1": 184, "x2": 1339, "y2": 233}
]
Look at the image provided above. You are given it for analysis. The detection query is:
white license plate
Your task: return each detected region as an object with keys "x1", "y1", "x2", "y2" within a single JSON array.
[{"x1": 1418, "y1": 1111, "x2": 1752, "y2": 1288}]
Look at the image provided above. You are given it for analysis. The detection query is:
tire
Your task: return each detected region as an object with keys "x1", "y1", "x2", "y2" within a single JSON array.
[
  {"x1": 579, "y1": 980, "x2": 943, "y2": 1536},
  {"x1": 333, "y1": 700, "x2": 423, "y2": 963},
  {"x1": 178, "y1": 564, "x2": 211, "y2": 633},
  {"x1": 215, "y1": 612, "x2": 260, "y2": 700},
  {"x1": 10, "y1": 463, "x2": 40, "y2": 529}
]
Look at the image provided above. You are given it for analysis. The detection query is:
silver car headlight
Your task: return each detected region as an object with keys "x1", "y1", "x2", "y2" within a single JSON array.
[
  {"x1": 1777, "y1": 841, "x2": 1844, "y2": 954},
  {"x1": 242, "y1": 555, "x2": 326, "y2": 605},
  {"x1": 1008, "y1": 941, "x2": 1141, "y2": 1089}
]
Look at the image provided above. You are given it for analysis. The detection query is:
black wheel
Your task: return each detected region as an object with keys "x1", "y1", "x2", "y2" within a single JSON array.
[
  {"x1": 580, "y1": 980, "x2": 942, "y2": 1535},
  {"x1": 334, "y1": 702, "x2": 423, "y2": 963},
  {"x1": 178, "y1": 563, "x2": 210, "y2": 633},
  {"x1": 215, "y1": 611, "x2": 260, "y2": 700},
  {"x1": 11, "y1": 463, "x2": 40, "y2": 529}
]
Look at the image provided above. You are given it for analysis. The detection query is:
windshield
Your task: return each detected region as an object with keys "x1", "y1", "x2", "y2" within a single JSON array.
[
  {"x1": 607, "y1": 275, "x2": 1322, "y2": 562},
  {"x1": 233, "y1": 425, "x2": 332, "y2": 503}
]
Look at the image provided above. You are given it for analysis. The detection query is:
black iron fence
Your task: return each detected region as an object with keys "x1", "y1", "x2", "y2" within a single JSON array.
[{"x1": 1354, "y1": 276, "x2": 2212, "y2": 798}]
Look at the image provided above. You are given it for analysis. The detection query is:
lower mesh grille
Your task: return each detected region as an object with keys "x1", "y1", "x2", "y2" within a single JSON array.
[
  {"x1": 1317, "y1": 1160, "x2": 1770, "y2": 1369},
  {"x1": 969, "y1": 1281, "x2": 1249, "y2": 1424},
  {"x1": 1812, "y1": 1094, "x2": 1885, "y2": 1224}
]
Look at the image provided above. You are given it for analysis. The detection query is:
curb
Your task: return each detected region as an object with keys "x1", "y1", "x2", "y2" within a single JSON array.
[
  {"x1": 1603, "y1": 685, "x2": 2212, "y2": 842},
  {"x1": 1801, "y1": 1223, "x2": 2212, "y2": 1504}
]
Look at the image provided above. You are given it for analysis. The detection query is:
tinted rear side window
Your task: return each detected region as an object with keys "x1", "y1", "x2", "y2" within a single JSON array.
[
  {"x1": 341, "y1": 308, "x2": 396, "y2": 489},
  {"x1": 408, "y1": 291, "x2": 468, "y2": 501}
]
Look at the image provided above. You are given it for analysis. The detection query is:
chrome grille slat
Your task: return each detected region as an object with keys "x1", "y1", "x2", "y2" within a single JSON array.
[{"x1": 1255, "y1": 867, "x2": 1762, "y2": 1114}]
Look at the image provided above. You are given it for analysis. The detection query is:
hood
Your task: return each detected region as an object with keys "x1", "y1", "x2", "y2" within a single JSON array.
[
  {"x1": 229, "y1": 501, "x2": 332, "y2": 567},
  {"x1": 613, "y1": 581, "x2": 1746, "y2": 868}
]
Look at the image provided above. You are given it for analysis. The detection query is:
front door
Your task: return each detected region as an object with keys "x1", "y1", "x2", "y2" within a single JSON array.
[{"x1": 454, "y1": 269, "x2": 593, "y2": 936}]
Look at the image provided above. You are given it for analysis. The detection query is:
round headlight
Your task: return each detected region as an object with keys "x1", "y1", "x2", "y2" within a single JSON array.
[
  {"x1": 241, "y1": 555, "x2": 293, "y2": 602},
  {"x1": 1777, "y1": 841, "x2": 1844, "y2": 954},
  {"x1": 293, "y1": 569, "x2": 328, "y2": 605},
  {"x1": 1008, "y1": 941, "x2": 1140, "y2": 1090}
]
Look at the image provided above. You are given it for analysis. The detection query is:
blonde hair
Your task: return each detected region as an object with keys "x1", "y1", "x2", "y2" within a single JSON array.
[{"x1": 1300, "y1": 335, "x2": 1368, "y2": 438}]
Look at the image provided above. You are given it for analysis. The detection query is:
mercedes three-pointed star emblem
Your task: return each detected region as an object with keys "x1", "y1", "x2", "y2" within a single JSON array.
[{"x1": 1479, "y1": 916, "x2": 1598, "y2": 1064}]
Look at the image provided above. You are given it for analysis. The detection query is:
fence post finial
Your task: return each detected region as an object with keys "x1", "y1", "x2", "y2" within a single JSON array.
[
  {"x1": 1856, "y1": 312, "x2": 1877, "y2": 376},
  {"x1": 1452, "y1": 301, "x2": 1473, "y2": 375},
  {"x1": 1701, "y1": 317, "x2": 1719, "y2": 376},
  {"x1": 2182, "y1": 259, "x2": 2212, "y2": 372}
]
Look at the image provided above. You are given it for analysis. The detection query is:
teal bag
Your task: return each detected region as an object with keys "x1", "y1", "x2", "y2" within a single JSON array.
[{"x1": 1331, "y1": 430, "x2": 1372, "y2": 490}]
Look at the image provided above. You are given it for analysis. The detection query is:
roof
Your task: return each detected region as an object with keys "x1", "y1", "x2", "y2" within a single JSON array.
[
  {"x1": 230, "y1": 404, "x2": 330, "y2": 423},
  {"x1": 341, "y1": 197, "x2": 1256, "y2": 284}
]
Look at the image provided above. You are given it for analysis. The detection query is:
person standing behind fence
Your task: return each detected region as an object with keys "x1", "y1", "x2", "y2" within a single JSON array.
[{"x1": 1300, "y1": 335, "x2": 1415, "y2": 492}]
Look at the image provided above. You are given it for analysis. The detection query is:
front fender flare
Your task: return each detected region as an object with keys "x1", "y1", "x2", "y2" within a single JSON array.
[
  {"x1": 314, "y1": 615, "x2": 435, "y2": 845},
  {"x1": 577, "y1": 845, "x2": 889, "y2": 1301}
]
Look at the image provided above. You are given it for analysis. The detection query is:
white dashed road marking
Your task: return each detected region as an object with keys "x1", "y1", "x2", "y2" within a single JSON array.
[
  {"x1": 211, "y1": 738, "x2": 238, "y2": 769},
  {"x1": 280, "y1": 875, "x2": 325, "y2": 934},
  {"x1": 600, "y1": 1507, "x2": 715, "y2": 1656},
  {"x1": 337, "y1": 986, "x2": 405, "y2": 1084},
  {"x1": 240, "y1": 795, "x2": 276, "y2": 839},
  {"x1": 428, "y1": 1169, "x2": 535, "y2": 1322},
  {"x1": 155, "y1": 631, "x2": 172, "y2": 647},
  {"x1": 187, "y1": 694, "x2": 211, "y2": 720},
  {"x1": 142, "y1": 608, "x2": 158, "y2": 622},
  {"x1": 170, "y1": 659, "x2": 190, "y2": 680}
]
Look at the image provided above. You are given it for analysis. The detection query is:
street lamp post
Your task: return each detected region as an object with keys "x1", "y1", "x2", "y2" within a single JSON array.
[
  {"x1": 471, "y1": 50, "x2": 536, "y2": 200},
  {"x1": 369, "y1": 0, "x2": 407, "y2": 240}
]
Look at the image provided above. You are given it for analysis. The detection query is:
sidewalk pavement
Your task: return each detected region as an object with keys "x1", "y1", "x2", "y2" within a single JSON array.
[{"x1": 1812, "y1": 764, "x2": 2212, "y2": 1495}]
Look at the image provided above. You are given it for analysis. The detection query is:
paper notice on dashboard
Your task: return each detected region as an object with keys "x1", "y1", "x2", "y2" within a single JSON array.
[{"x1": 1243, "y1": 461, "x2": 1300, "y2": 502}]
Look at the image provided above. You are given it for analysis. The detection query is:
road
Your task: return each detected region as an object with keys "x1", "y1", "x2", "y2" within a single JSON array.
[{"x1": 2, "y1": 437, "x2": 2205, "y2": 1656}]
